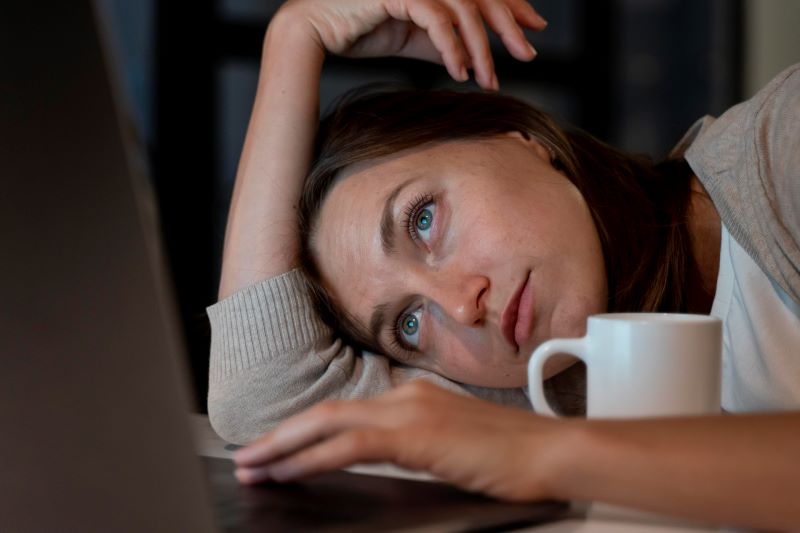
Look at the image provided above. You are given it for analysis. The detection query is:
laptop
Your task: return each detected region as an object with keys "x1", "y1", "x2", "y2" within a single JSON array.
[{"x1": 0, "y1": 2, "x2": 567, "y2": 531}]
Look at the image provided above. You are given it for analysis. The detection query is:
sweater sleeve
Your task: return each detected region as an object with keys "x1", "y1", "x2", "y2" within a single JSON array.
[
  {"x1": 207, "y1": 269, "x2": 531, "y2": 445},
  {"x1": 686, "y1": 63, "x2": 800, "y2": 304}
]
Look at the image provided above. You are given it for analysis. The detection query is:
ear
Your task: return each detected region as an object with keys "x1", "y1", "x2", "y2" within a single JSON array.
[{"x1": 502, "y1": 131, "x2": 555, "y2": 166}]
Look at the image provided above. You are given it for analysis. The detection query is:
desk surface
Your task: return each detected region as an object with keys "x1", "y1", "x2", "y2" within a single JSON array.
[{"x1": 189, "y1": 414, "x2": 718, "y2": 533}]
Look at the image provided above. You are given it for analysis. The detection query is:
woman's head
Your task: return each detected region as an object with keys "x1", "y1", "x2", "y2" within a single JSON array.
[{"x1": 299, "y1": 86, "x2": 693, "y2": 388}]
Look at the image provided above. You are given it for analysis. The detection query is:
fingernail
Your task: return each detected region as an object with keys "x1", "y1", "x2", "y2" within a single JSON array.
[
  {"x1": 491, "y1": 73, "x2": 499, "y2": 91},
  {"x1": 537, "y1": 14, "x2": 548, "y2": 27},
  {"x1": 459, "y1": 65, "x2": 468, "y2": 81},
  {"x1": 528, "y1": 43, "x2": 538, "y2": 58}
]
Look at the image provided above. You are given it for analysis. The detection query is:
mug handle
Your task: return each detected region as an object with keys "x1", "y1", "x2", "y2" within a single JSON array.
[{"x1": 527, "y1": 337, "x2": 588, "y2": 417}]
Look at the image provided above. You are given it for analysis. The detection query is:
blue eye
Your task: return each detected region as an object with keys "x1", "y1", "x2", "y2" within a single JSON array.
[
  {"x1": 398, "y1": 309, "x2": 422, "y2": 348},
  {"x1": 413, "y1": 203, "x2": 435, "y2": 241}
]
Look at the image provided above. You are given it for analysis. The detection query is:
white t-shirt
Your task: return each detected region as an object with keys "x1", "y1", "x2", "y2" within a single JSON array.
[{"x1": 711, "y1": 225, "x2": 800, "y2": 413}]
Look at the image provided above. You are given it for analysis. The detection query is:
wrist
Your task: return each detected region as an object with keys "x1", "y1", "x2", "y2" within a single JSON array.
[
  {"x1": 265, "y1": 4, "x2": 325, "y2": 57},
  {"x1": 534, "y1": 419, "x2": 604, "y2": 501}
]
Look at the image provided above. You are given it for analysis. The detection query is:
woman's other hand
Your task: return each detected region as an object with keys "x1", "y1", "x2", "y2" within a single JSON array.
[
  {"x1": 279, "y1": 0, "x2": 547, "y2": 90},
  {"x1": 233, "y1": 381, "x2": 572, "y2": 501},
  {"x1": 233, "y1": 379, "x2": 800, "y2": 529}
]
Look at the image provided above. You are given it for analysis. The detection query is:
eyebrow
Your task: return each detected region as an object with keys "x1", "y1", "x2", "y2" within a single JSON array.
[
  {"x1": 369, "y1": 302, "x2": 390, "y2": 351},
  {"x1": 379, "y1": 177, "x2": 416, "y2": 256},
  {"x1": 371, "y1": 177, "x2": 418, "y2": 349}
]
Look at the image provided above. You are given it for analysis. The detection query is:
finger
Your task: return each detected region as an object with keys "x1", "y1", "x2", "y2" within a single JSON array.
[
  {"x1": 479, "y1": 0, "x2": 536, "y2": 61},
  {"x1": 234, "y1": 400, "x2": 382, "y2": 467},
  {"x1": 445, "y1": 0, "x2": 497, "y2": 90},
  {"x1": 241, "y1": 429, "x2": 397, "y2": 482},
  {"x1": 234, "y1": 463, "x2": 273, "y2": 485},
  {"x1": 396, "y1": 25, "x2": 469, "y2": 70},
  {"x1": 505, "y1": 0, "x2": 547, "y2": 31},
  {"x1": 386, "y1": 0, "x2": 469, "y2": 81}
]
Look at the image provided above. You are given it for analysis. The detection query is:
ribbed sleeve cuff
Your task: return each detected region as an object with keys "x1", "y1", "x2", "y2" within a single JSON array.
[{"x1": 206, "y1": 269, "x2": 329, "y2": 380}]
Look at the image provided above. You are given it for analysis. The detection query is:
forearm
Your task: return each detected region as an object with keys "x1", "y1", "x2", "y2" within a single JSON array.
[
  {"x1": 550, "y1": 413, "x2": 800, "y2": 530},
  {"x1": 218, "y1": 9, "x2": 324, "y2": 299}
]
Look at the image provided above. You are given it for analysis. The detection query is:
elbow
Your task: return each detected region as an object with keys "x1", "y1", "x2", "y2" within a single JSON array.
[
  {"x1": 207, "y1": 382, "x2": 282, "y2": 446},
  {"x1": 207, "y1": 390, "x2": 249, "y2": 445}
]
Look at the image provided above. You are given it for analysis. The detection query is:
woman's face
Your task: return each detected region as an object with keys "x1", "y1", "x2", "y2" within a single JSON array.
[{"x1": 312, "y1": 133, "x2": 607, "y2": 387}]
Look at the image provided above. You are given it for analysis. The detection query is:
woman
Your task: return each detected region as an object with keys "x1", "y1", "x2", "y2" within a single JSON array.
[{"x1": 208, "y1": 0, "x2": 800, "y2": 528}]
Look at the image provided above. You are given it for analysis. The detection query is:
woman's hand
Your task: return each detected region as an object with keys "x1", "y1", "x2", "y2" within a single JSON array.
[
  {"x1": 234, "y1": 381, "x2": 572, "y2": 501},
  {"x1": 278, "y1": 0, "x2": 547, "y2": 90},
  {"x1": 233, "y1": 380, "x2": 800, "y2": 529}
]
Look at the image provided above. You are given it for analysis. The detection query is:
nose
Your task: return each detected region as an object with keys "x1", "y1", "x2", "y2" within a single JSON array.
[{"x1": 427, "y1": 271, "x2": 489, "y2": 326}]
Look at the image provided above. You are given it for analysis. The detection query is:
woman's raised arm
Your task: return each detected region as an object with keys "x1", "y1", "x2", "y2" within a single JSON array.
[
  {"x1": 217, "y1": 0, "x2": 546, "y2": 298},
  {"x1": 216, "y1": 8, "x2": 322, "y2": 299}
]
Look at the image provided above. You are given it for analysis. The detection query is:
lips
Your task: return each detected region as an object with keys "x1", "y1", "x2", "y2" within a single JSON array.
[
  {"x1": 501, "y1": 271, "x2": 533, "y2": 352},
  {"x1": 514, "y1": 274, "x2": 536, "y2": 349}
]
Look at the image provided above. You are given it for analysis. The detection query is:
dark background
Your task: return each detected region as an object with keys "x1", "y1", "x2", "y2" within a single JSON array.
[{"x1": 97, "y1": 0, "x2": 748, "y2": 412}]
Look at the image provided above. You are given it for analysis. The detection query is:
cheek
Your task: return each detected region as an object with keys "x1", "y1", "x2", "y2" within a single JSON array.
[
  {"x1": 425, "y1": 318, "x2": 495, "y2": 373},
  {"x1": 452, "y1": 207, "x2": 520, "y2": 264},
  {"x1": 426, "y1": 334, "x2": 522, "y2": 387}
]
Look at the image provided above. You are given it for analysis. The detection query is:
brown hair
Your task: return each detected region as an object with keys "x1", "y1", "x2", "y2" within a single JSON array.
[{"x1": 298, "y1": 85, "x2": 695, "y2": 354}]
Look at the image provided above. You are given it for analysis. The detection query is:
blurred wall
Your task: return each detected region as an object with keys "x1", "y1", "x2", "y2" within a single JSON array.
[
  {"x1": 94, "y1": 0, "x2": 155, "y2": 148},
  {"x1": 744, "y1": 0, "x2": 800, "y2": 98}
]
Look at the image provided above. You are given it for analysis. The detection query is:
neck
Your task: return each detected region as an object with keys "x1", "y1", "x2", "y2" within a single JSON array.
[{"x1": 685, "y1": 175, "x2": 721, "y2": 314}]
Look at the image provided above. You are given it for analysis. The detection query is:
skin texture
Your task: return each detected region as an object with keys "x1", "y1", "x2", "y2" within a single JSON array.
[{"x1": 313, "y1": 134, "x2": 607, "y2": 387}]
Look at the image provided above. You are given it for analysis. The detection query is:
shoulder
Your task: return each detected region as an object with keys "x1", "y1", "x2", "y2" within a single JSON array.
[
  {"x1": 687, "y1": 63, "x2": 800, "y2": 174},
  {"x1": 748, "y1": 64, "x2": 800, "y2": 243},
  {"x1": 685, "y1": 63, "x2": 800, "y2": 303},
  {"x1": 748, "y1": 63, "x2": 800, "y2": 180}
]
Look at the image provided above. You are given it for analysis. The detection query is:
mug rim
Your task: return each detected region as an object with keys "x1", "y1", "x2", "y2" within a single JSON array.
[{"x1": 589, "y1": 312, "x2": 720, "y2": 324}]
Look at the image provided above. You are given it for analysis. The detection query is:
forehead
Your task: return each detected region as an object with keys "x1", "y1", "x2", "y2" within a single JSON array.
[
  {"x1": 311, "y1": 150, "x2": 426, "y2": 315},
  {"x1": 315, "y1": 140, "x2": 458, "y2": 245}
]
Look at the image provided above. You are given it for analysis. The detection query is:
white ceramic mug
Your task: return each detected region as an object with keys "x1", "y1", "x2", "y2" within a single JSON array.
[{"x1": 527, "y1": 313, "x2": 722, "y2": 418}]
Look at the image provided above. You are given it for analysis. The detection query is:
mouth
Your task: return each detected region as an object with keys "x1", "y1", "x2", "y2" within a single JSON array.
[{"x1": 500, "y1": 271, "x2": 533, "y2": 353}]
